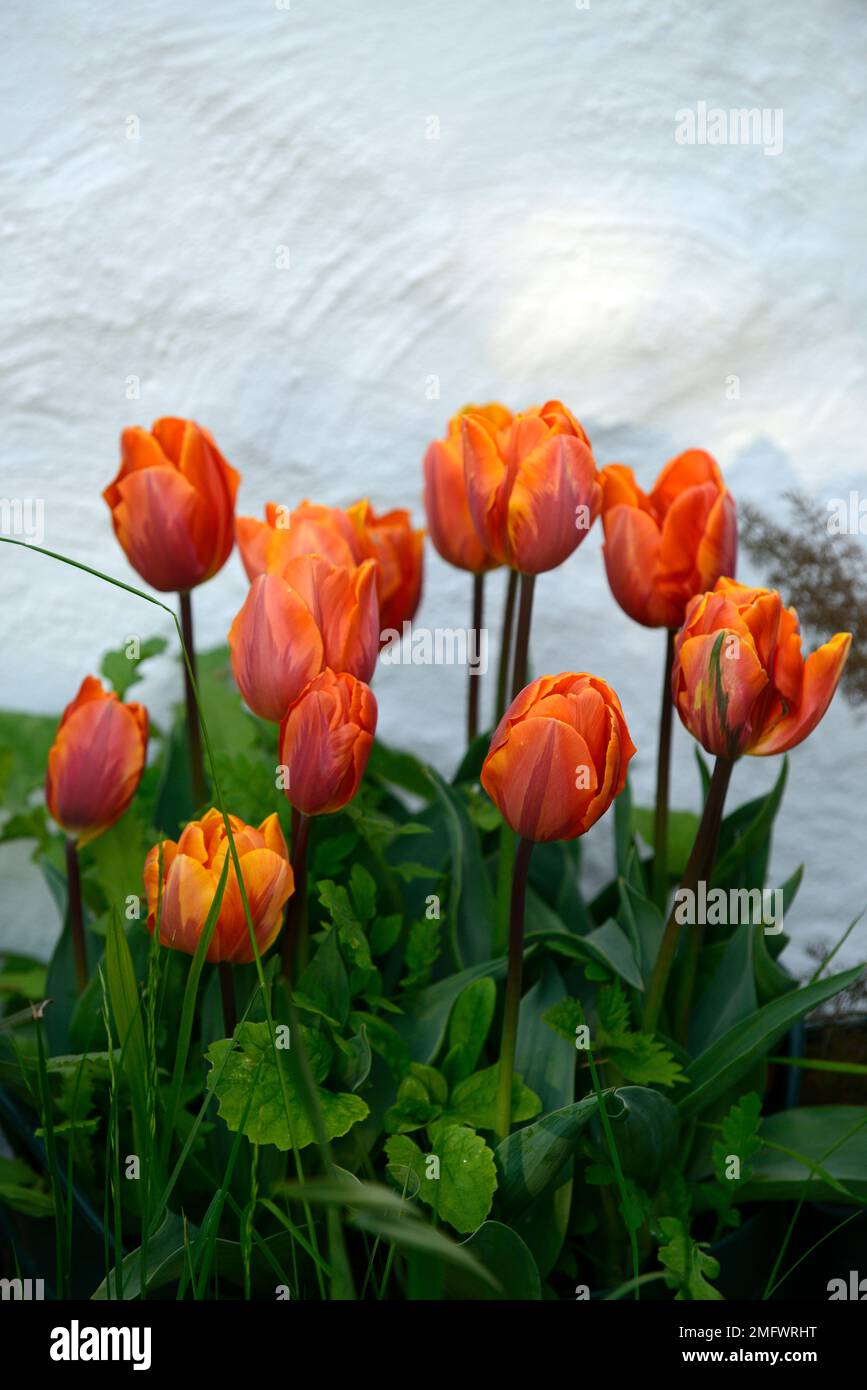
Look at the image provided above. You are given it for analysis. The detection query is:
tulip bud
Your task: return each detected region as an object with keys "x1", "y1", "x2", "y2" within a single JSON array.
[
  {"x1": 482, "y1": 672, "x2": 636, "y2": 841},
  {"x1": 600, "y1": 451, "x2": 737, "y2": 629},
  {"x1": 46, "y1": 676, "x2": 148, "y2": 846},
  {"x1": 350, "y1": 501, "x2": 424, "y2": 631},
  {"x1": 235, "y1": 499, "x2": 367, "y2": 582},
  {"x1": 462, "y1": 400, "x2": 600, "y2": 574},
  {"x1": 672, "y1": 578, "x2": 851, "y2": 758},
  {"x1": 103, "y1": 417, "x2": 240, "y2": 592},
  {"x1": 228, "y1": 557, "x2": 379, "y2": 722},
  {"x1": 423, "y1": 404, "x2": 509, "y2": 572},
  {"x1": 278, "y1": 669, "x2": 377, "y2": 816},
  {"x1": 144, "y1": 809, "x2": 293, "y2": 963}
]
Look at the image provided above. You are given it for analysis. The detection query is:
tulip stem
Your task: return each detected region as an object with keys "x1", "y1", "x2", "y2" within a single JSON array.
[
  {"x1": 510, "y1": 572, "x2": 536, "y2": 701},
  {"x1": 651, "y1": 629, "x2": 676, "y2": 909},
  {"x1": 218, "y1": 963, "x2": 236, "y2": 1037},
  {"x1": 467, "y1": 573, "x2": 484, "y2": 745},
  {"x1": 495, "y1": 836, "x2": 534, "y2": 1143},
  {"x1": 179, "y1": 590, "x2": 207, "y2": 809},
  {"x1": 495, "y1": 569, "x2": 518, "y2": 723},
  {"x1": 643, "y1": 755, "x2": 734, "y2": 1036},
  {"x1": 65, "y1": 838, "x2": 87, "y2": 994},
  {"x1": 282, "y1": 813, "x2": 310, "y2": 981}
]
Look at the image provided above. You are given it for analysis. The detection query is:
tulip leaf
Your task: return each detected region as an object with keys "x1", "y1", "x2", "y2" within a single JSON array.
[
  {"x1": 587, "y1": 1085, "x2": 680, "y2": 1190},
  {"x1": 494, "y1": 1094, "x2": 600, "y2": 1218},
  {"x1": 712, "y1": 758, "x2": 788, "y2": 890},
  {"x1": 395, "y1": 956, "x2": 509, "y2": 1064},
  {"x1": 533, "y1": 919, "x2": 644, "y2": 991},
  {"x1": 385, "y1": 1123, "x2": 498, "y2": 1233},
  {"x1": 632, "y1": 807, "x2": 701, "y2": 878},
  {"x1": 741, "y1": 1105, "x2": 867, "y2": 1203},
  {"x1": 688, "y1": 922, "x2": 758, "y2": 1054},
  {"x1": 206, "y1": 1021, "x2": 368, "y2": 1151},
  {"x1": 441, "y1": 1220, "x2": 542, "y2": 1300},
  {"x1": 616, "y1": 879, "x2": 665, "y2": 990},
  {"x1": 423, "y1": 766, "x2": 496, "y2": 970},
  {"x1": 678, "y1": 965, "x2": 864, "y2": 1117}
]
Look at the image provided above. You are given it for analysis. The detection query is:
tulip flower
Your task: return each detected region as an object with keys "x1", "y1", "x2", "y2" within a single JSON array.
[
  {"x1": 599, "y1": 451, "x2": 736, "y2": 631},
  {"x1": 462, "y1": 400, "x2": 600, "y2": 577},
  {"x1": 424, "y1": 403, "x2": 509, "y2": 739},
  {"x1": 462, "y1": 400, "x2": 601, "y2": 706},
  {"x1": 103, "y1": 417, "x2": 240, "y2": 594},
  {"x1": 46, "y1": 675, "x2": 149, "y2": 992},
  {"x1": 144, "y1": 809, "x2": 294, "y2": 965},
  {"x1": 672, "y1": 579, "x2": 851, "y2": 760},
  {"x1": 236, "y1": 500, "x2": 368, "y2": 582},
  {"x1": 351, "y1": 501, "x2": 424, "y2": 634},
  {"x1": 481, "y1": 672, "x2": 635, "y2": 1141},
  {"x1": 599, "y1": 449, "x2": 737, "y2": 906},
  {"x1": 228, "y1": 556, "x2": 379, "y2": 722},
  {"x1": 482, "y1": 672, "x2": 636, "y2": 842},
  {"x1": 644, "y1": 579, "x2": 852, "y2": 1040},
  {"x1": 278, "y1": 669, "x2": 377, "y2": 978},
  {"x1": 104, "y1": 417, "x2": 240, "y2": 809}
]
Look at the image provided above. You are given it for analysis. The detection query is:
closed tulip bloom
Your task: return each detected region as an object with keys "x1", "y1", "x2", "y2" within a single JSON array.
[
  {"x1": 482, "y1": 672, "x2": 636, "y2": 841},
  {"x1": 236, "y1": 499, "x2": 368, "y2": 582},
  {"x1": 600, "y1": 450, "x2": 737, "y2": 629},
  {"x1": 46, "y1": 676, "x2": 148, "y2": 846},
  {"x1": 462, "y1": 400, "x2": 601, "y2": 574},
  {"x1": 278, "y1": 669, "x2": 377, "y2": 816},
  {"x1": 672, "y1": 578, "x2": 852, "y2": 759},
  {"x1": 144, "y1": 809, "x2": 294, "y2": 963},
  {"x1": 423, "y1": 404, "x2": 511, "y2": 572},
  {"x1": 228, "y1": 556, "x2": 379, "y2": 722},
  {"x1": 351, "y1": 501, "x2": 424, "y2": 631},
  {"x1": 103, "y1": 417, "x2": 240, "y2": 592}
]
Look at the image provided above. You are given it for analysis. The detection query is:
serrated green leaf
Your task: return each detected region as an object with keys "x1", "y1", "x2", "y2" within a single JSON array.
[
  {"x1": 386, "y1": 1124, "x2": 498, "y2": 1233},
  {"x1": 446, "y1": 1063, "x2": 541, "y2": 1132},
  {"x1": 657, "y1": 1217, "x2": 723, "y2": 1300}
]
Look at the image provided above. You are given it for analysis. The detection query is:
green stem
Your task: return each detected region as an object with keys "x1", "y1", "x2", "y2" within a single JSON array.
[
  {"x1": 494, "y1": 837, "x2": 534, "y2": 1142},
  {"x1": 282, "y1": 813, "x2": 310, "y2": 981},
  {"x1": 495, "y1": 568, "x2": 518, "y2": 721},
  {"x1": 467, "y1": 572, "x2": 484, "y2": 744},
  {"x1": 494, "y1": 822, "x2": 517, "y2": 957},
  {"x1": 585, "y1": 1042, "x2": 640, "y2": 1299},
  {"x1": 510, "y1": 573, "x2": 536, "y2": 701},
  {"x1": 643, "y1": 755, "x2": 734, "y2": 1036},
  {"x1": 179, "y1": 590, "x2": 207, "y2": 809},
  {"x1": 65, "y1": 838, "x2": 87, "y2": 993},
  {"x1": 651, "y1": 629, "x2": 676, "y2": 909}
]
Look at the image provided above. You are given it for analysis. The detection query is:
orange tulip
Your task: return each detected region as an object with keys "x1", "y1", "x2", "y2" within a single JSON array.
[
  {"x1": 144, "y1": 809, "x2": 293, "y2": 963},
  {"x1": 672, "y1": 578, "x2": 851, "y2": 759},
  {"x1": 599, "y1": 450, "x2": 737, "y2": 629},
  {"x1": 278, "y1": 669, "x2": 377, "y2": 816},
  {"x1": 462, "y1": 400, "x2": 600, "y2": 574},
  {"x1": 45, "y1": 676, "x2": 148, "y2": 846},
  {"x1": 482, "y1": 672, "x2": 636, "y2": 841},
  {"x1": 423, "y1": 404, "x2": 511, "y2": 572},
  {"x1": 235, "y1": 499, "x2": 368, "y2": 582},
  {"x1": 228, "y1": 555, "x2": 379, "y2": 722},
  {"x1": 103, "y1": 417, "x2": 240, "y2": 592},
  {"x1": 351, "y1": 501, "x2": 424, "y2": 632}
]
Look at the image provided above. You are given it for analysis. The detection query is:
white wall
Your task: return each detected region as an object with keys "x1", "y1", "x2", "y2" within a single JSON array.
[{"x1": 1, "y1": 0, "x2": 865, "y2": 976}]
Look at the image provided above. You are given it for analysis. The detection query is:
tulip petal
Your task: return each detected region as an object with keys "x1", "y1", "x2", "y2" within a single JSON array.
[
  {"x1": 602, "y1": 504, "x2": 667, "y2": 627},
  {"x1": 751, "y1": 633, "x2": 852, "y2": 756},
  {"x1": 229, "y1": 574, "x2": 324, "y2": 722},
  {"x1": 107, "y1": 464, "x2": 205, "y2": 592},
  {"x1": 46, "y1": 695, "x2": 147, "y2": 845},
  {"x1": 508, "y1": 435, "x2": 600, "y2": 574},
  {"x1": 482, "y1": 719, "x2": 598, "y2": 842},
  {"x1": 675, "y1": 628, "x2": 768, "y2": 758}
]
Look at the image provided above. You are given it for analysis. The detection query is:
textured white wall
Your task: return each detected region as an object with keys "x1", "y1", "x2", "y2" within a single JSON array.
[{"x1": 1, "y1": 0, "x2": 865, "y2": 975}]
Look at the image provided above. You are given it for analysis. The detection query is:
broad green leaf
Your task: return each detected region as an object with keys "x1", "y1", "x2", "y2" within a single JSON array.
[
  {"x1": 679, "y1": 966, "x2": 864, "y2": 1117},
  {"x1": 446, "y1": 976, "x2": 495, "y2": 1079},
  {"x1": 386, "y1": 1124, "x2": 498, "y2": 1233},
  {"x1": 532, "y1": 918, "x2": 644, "y2": 990},
  {"x1": 293, "y1": 925, "x2": 350, "y2": 1026},
  {"x1": 0, "y1": 1155, "x2": 53, "y2": 1217},
  {"x1": 494, "y1": 1094, "x2": 599, "y2": 1218},
  {"x1": 105, "y1": 912, "x2": 150, "y2": 1164},
  {"x1": 206, "y1": 1021, "x2": 368, "y2": 1151},
  {"x1": 616, "y1": 879, "x2": 665, "y2": 990},
  {"x1": 742, "y1": 1106, "x2": 867, "y2": 1203},
  {"x1": 712, "y1": 759, "x2": 788, "y2": 890},
  {"x1": 442, "y1": 1220, "x2": 541, "y2": 1300},
  {"x1": 423, "y1": 766, "x2": 496, "y2": 969},
  {"x1": 633, "y1": 807, "x2": 701, "y2": 878},
  {"x1": 395, "y1": 957, "x2": 508, "y2": 1064},
  {"x1": 445, "y1": 1063, "x2": 540, "y2": 1132},
  {"x1": 689, "y1": 922, "x2": 757, "y2": 1054},
  {"x1": 588, "y1": 1085, "x2": 680, "y2": 1190}
]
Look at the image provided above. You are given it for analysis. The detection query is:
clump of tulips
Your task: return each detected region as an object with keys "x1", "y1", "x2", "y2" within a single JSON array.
[{"x1": 0, "y1": 398, "x2": 858, "y2": 1306}]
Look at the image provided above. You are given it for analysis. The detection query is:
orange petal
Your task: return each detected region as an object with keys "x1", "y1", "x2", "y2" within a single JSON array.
[
  {"x1": 507, "y1": 435, "x2": 600, "y2": 573},
  {"x1": 752, "y1": 633, "x2": 851, "y2": 755},
  {"x1": 229, "y1": 574, "x2": 324, "y2": 722},
  {"x1": 107, "y1": 464, "x2": 204, "y2": 592}
]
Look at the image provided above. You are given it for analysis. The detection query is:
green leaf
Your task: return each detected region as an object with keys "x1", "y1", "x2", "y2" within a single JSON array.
[
  {"x1": 402, "y1": 917, "x2": 442, "y2": 991},
  {"x1": 689, "y1": 922, "x2": 758, "y2": 1054},
  {"x1": 633, "y1": 807, "x2": 701, "y2": 878},
  {"x1": 369, "y1": 913, "x2": 402, "y2": 956},
  {"x1": 100, "y1": 635, "x2": 167, "y2": 699},
  {"x1": 678, "y1": 966, "x2": 864, "y2": 1117},
  {"x1": 395, "y1": 958, "x2": 508, "y2": 1064},
  {"x1": 657, "y1": 1217, "x2": 723, "y2": 1300},
  {"x1": 494, "y1": 1095, "x2": 599, "y2": 1218},
  {"x1": 712, "y1": 1091, "x2": 763, "y2": 1190},
  {"x1": 0, "y1": 1155, "x2": 53, "y2": 1217},
  {"x1": 349, "y1": 864, "x2": 378, "y2": 923},
  {"x1": 536, "y1": 919, "x2": 644, "y2": 991},
  {"x1": 353, "y1": 1011, "x2": 410, "y2": 1081},
  {"x1": 446, "y1": 977, "x2": 495, "y2": 1078},
  {"x1": 384, "y1": 1075, "x2": 443, "y2": 1133},
  {"x1": 105, "y1": 912, "x2": 150, "y2": 1163},
  {"x1": 588, "y1": 1085, "x2": 680, "y2": 1190},
  {"x1": 423, "y1": 766, "x2": 496, "y2": 969},
  {"x1": 293, "y1": 926, "x2": 350, "y2": 1026},
  {"x1": 712, "y1": 759, "x2": 788, "y2": 890},
  {"x1": 442, "y1": 1220, "x2": 541, "y2": 1300},
  {"x1": 742, "y1": 1106, "x2": 867, "y2": 1203},
  {"x1": 445, "y1": 1063, "x2": 540, "y2": 1131},
  {"x1": 206, "y1": 1021, "x2": 368, "y2": 1151},
  {"x1": 386, "y1": 1124, "x2": 498, "y2": 1233},
  {"x1": 0, "y1": 709, "x2": 58, "y2": 812}
]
